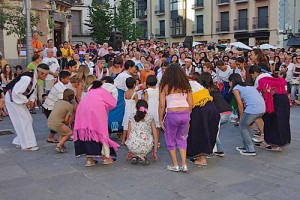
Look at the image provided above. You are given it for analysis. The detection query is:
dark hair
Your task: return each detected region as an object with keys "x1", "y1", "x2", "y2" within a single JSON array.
[
  {"x1": 56, "y1": 50, "x2": 62, "y2": 57},
  {"x1": 59, "y1": 70, "x2": 71, "y2": 81},
  {"x1": 32, "y1": 54, "x2": 41, "y2": 62},
  {"x1": 14, "y1": 65, "x2": 23, "y2": 70},
  {"x1": 199, "y1": 72, "x2": 218, "y2": 92},
  {"x1": 125, "y1": 77, "x2": 136, "y2": 89},
  {"x1": 67, "y1": 60, "x2": 77, "y2": 67},
  {"x1": 236, "y1": 57, "x2": 245, "y2": 63},
  {"x1": 134, "y1": 100, "x2": 148, "y2": 122},
  {"x1": 146, "y1": 75, "x2": 157, "y2": 86},
  {"x1": 252, "y1": 48, "x2": 268, "y2": 64},
  {"x1": 249, "y1": 65, "x2": 261, "y2": 74},
  {"x1": 161, "y1": 61, "x2": 169, "y2": 68},
  {"x1": 101, "y1": 76, "x2": 114, "y2": 84},
  {"x1": 162, "y1": 53, "x2": 169, "y2": 58},
  {"x1": 279, "y1": 71, "x2": 287, "y2": 79},
  {"x1": 63, "y1": 41, "x2": 69, "y2": 45},
  {"x1": 63, "y1": 89, "x2": 75, "y2": 102},
  {"x1": 47, "y1": 39, "x2": 53, "y2": 43},
  {"x1": 229, "y1": 73, "x2": 247, "y2": 88},
  {"x1": 113, "y1": 56, "x2": 123, "y2": 65},
  {"x1": 124, "y1": 60, "x2": 135, "y2": 70},
  {"x1": 203, "y1": 62, "x2": 216, "y2": 72},
  {"x1": 222, "y1": 55, "x2": 229, "y2": 61},
  {"x1": 171, "y1": 54, "x2": 179, "y2": 63},
  {"x1": 216, "y1": 60, "x2": 224, "y2": 67},
  {"x1": 160, "y1": 63, "x2": 192, "y2": 94},
  {"x1": 97, "y1": 57, "x2": 106, "y2": 61},
  {"x1": 37, "y1": 63, "x2": 50, "y2": 71},
  {"x1": 91, "y1": 80, "x2": 103, "y2": 89},
  {"x1": 258, "y1": 62, "x2": 271, "y2": 72}
]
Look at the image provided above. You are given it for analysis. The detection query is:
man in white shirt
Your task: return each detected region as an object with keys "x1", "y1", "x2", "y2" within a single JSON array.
[
  {"x1": 43, "y1": 39, "x2": 58, "y2": 58},
  {"x1": 131, "y1": 51, "x2": 141, "y2": 66},
  {"x1": 42, "y1": 48, "x2": 60, "y2": 92},
  {"x1": 5, "y1": 64, "x2": 49, "y2": 151},
  {"x1": 42, "y1": 71, "x2": 71, "y2": 143},
  {"x1": 249, "y1": 65, "x2": 272, "y2": 88}
]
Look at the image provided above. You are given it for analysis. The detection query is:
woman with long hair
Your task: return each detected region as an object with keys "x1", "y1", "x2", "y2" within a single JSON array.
[
  {"x1": 108, "y1": 56, "x2": 123, "y2": 79},
  {"x1": 1, "y1": 64, "x2": 14, "y2": 90},
  {"x1": 159, "y1": 64, "x2": 193, "y2": 172},
  {"x1": 76, "y1": 65, "x2": 90, "y2": 103}
]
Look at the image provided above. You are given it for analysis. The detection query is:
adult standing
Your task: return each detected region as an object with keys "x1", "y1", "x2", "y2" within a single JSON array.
[
  {"x1": 42, "y1": 39, "x2": 58, "y2": 58},
  {"x1": 60, "y1": 41, "x2": 74, "y2": 69},
  {"x1": 5, "y1": 64, "x2": 49, "y2": 151},
  {"x1": 32, "y1": 31, "x2": 43, "y2": 56},
  {"x1": 42, "y1": 49, "x2": 60, "y2": 93},
  {"x1": 0, "y1": 52, "x2": 9, "y2": 72}
]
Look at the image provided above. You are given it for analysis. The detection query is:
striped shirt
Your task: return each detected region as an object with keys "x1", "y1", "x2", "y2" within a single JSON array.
[{"x1": 42, "y1": 81, "x2": 66, "y2": 110}]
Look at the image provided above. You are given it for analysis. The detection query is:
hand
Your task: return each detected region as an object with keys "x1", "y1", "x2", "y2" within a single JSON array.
[
  {"x1": 53, "y1": 72, "x2": 58, "y2": 78},
  {"x1": 160, "y1": 120, "x2": 166, "y2": 131},
  {"x1": 151, "y1": 152, "x2": 159, "y2": 162},
  {"x1": 26, "y1": 101, "x2": 34, "y2": 108}
]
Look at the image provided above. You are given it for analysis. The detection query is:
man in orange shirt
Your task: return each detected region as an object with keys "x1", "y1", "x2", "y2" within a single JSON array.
[{"x1": 32, "y1": 31, "x2": 43, "y2": 56}]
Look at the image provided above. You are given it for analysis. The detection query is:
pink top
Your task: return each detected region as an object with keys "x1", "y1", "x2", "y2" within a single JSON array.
[{"x1": 166, "y1": 93, "x2": 189, "y2": 108}]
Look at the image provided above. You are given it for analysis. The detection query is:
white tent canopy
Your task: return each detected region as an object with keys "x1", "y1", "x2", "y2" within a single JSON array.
[
  {"x1": 230, "y1": 42, "x2": 252, "y2": 50},
  {"x1": 260, "y1": 44, "x2": 278, "y2": 50},
  {"x1": 193, "y1": 42, "x2": 202, "y2": 47}
]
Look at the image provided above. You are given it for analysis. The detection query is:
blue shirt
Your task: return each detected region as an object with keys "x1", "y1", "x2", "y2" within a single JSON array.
[{"x1": 233, "y1": 85, "x2": 266, "y2": 114}]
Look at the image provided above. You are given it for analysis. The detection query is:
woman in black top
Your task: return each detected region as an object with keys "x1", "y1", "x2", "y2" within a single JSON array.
[{"x1": 199, "y1": 72, "x2": 232, "y2": 156}]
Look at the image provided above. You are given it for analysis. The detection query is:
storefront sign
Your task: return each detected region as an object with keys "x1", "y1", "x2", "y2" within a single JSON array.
[
  {"x1": 17, "y1": 39, "x2": 26, "y2": 57},
  {"x1": 218, "y1": 39, "x2": 231, "y2": 44}
]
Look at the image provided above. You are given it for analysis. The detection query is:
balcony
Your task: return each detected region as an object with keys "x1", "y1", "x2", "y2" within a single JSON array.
[
  {"x1": 155, "y1": 28, "x2": 166, "y2": 38},
  {"x1": 192, "y1": 0, "x2": 204, "y2": 9},
  {"x1": 192, "y1": 27, "x2": 204, "y2": 35},
  {"x1": 55, "y1": 0, "x2": 75, "y2": 6},
  {"x1": 216, "y1": 20, "x2": 230, "y2": 33},
  {"x1": 234, "y1": 18, "x2": 248, "y2": 31},
  {"x1": 216, "y1": 0, "x2": 230, "y2": 6},
  {"x1": 155, "y1": 5, "x2": 165, "y2": 16},
  {"x1": 252, "y1": 16, "x2": 269, "y2": 30},
  {"x1": 235, "y1": 0, "x2": 248, "y2": 3},
  {"x1": 136, "y1": 9, "x2": 147, "y2": 18}
]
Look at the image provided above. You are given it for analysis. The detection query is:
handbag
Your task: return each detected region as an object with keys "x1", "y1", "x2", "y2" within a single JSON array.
[{"x1": 291, "y1": 78, "x2": 300, "y2": 85}]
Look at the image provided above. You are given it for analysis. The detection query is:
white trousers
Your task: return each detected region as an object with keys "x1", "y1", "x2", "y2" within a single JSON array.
[{"x1": 5, "y1": 93, "x2": 37, "y2": 149}]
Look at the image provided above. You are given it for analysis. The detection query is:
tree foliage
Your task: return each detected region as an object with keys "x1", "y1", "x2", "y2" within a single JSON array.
[
  {"x1": 114, "y1": 0, "x2": 142, "y2": 41},
  {"x1": 84, "y1": 0, "x2": 113, "y2": 44},
  {"x1": 0, "y1": 3, "x2": 40, "y2": 40}
]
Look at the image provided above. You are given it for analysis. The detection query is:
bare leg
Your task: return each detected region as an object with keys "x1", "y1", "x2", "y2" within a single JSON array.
[
  {"x1": 178, "y1": 149, "x2": 187, "y2": 166},
  {"x1": 168, "y1": 149, "x2": 179, "y2": 166},
  {"x1": 121, "y1": 130, "x2": 127, "y2": 144}
]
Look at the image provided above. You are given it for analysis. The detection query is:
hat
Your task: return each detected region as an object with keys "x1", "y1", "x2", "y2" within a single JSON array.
[{"x1": 90, "y1": 41, "x2": 95, "y2": 45}]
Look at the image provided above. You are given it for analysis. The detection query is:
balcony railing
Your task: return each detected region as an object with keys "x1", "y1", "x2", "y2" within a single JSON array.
[
  {"x1": 136, "y1": 9, "x2": 147, "y2": 18},
  {"x1": 155, "y1": 28, "x2": 166, "y2": 38},
  {"x1": 155, "y1": 5, "x2": 165, "y2": 15},
  {"x1": 216, "y1": 20, "x2": 230, "y2": 33},
  {"x1": 216, "y1": 0, "x2": 230, "y2": 6},
  {"x1": 234, "y1": 18, "x2": 248, "y2": 31},
  {"x1": 235, "y1": 0, "x2": 248, "y2": 3},
  {"x1": 55, "y1": 0, "x2": 76, "y2": 5},
  {"x1": 192, "y1": 0, "x2": 204, "y2": 9},
  {"x1": 192, "y1": 26, "x2": 204, "y2": 35},
  {"x1": 253, "y1": 16, "x2": 269, "y2": 30}
]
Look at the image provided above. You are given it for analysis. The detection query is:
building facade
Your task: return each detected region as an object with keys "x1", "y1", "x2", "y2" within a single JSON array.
[{"x1": 133, "y1": 0, "x2": 300, "y2": 48}]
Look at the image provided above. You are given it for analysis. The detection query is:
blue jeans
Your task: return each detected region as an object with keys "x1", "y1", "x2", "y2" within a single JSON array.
[
  {"x1": 290, "y1": 83, "x2": 300, "y2": 101},
  {"x1": 239, "y1": 112, "x2": 264, "y2": 152},
  {"x1": 214, "y1": 113, "x2": 231, "y2": 152}
]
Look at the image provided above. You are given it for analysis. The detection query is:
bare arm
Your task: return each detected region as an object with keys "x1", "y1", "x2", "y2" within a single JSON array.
[
  {"x1": 159, "y1": 87, "x2": 166, "y2": 131},
  {"x1": 134, "y1": 93, "x2": 138, "y2": 103},
  {"x1": 127, "y1": 121, "x2": 132, "y2": 140},
  {"x1": 76, "y1": 82, "x2": 83, "y2": 103},
  {"x1": 150, "y1": 119, "x2": 159, "y2": 161},
  {"x1": 186, "y1": 91, "x2": 193, "y2": 112},
  {"x1": 144, "y1": 90, "x2": 148, "y2": 102},
  {"x1": 1, "y1": 74, "x2": 8, "y2": 85},
  {"x1": 233, "y1": 89, "x2": 244, "y2": 118}
]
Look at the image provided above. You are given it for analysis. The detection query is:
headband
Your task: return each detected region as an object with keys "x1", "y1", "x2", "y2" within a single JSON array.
[{"x1": 37, "y1": 68, "x2": 50, "y2": 73}]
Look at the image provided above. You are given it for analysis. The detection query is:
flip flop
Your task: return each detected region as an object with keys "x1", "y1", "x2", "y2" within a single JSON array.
[
  {"x1": 255, "y1": 142, "x2": 269, "y2": 149},
  {"x1": 265, "y1": 146, "x2": 282, "y2": 151},
  {"x1": 85, "y1": 160, "x2": 98, "y2": 167},
  {"x1": 47, "y1": 139, "x2": 59, "y2": 143}
]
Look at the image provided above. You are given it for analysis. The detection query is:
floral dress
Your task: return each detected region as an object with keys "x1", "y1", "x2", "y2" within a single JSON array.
[{"x1": 125, "y1": 114, "x2": 154, "y2": 158}]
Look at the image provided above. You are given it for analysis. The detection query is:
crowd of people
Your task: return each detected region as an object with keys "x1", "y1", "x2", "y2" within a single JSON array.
[{"x1": 0, "y1": 32, "x2": 294, "y2": 170}]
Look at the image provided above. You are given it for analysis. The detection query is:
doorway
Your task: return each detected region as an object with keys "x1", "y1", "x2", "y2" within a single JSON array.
[{"x1": 54, "y1": 22, "x2": 64, "y2": 48}]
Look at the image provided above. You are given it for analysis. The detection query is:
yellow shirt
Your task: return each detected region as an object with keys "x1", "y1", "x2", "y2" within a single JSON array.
[{"x1": 60, "y1": 48, "x2": 74, "y2": 61}]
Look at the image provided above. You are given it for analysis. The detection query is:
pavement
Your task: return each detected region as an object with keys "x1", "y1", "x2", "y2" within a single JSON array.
[{"x1": 0, "y1": 107, "x2": 300, "y2": 200}]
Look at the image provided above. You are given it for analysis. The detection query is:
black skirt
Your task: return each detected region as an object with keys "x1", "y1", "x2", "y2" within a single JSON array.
[
  {"x1": 187, "y1": 101, "x2": 220, "y2": 158},
  {"x1": 263, "y1": 94, "x2": 291, "y2": 147}
]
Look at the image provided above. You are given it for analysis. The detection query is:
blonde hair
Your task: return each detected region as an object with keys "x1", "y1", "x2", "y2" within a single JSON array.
[
  {"x1": 76, "y1": 65, "x2": 90, "y2": 82},
  {"x1": 63, "y1": 89, "x2": 75, "y2": 102},
  {"x1": 84, "y1": 75, "x2": 96, "y2": 92},
  {"x1": 70, "y1": 76, "x2": 79, "y2": 83}
]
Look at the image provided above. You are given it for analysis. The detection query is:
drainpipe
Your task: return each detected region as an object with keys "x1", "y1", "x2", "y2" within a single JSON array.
[{"x1": 211, "y1": 0, "x2": 213, "y2": 39}]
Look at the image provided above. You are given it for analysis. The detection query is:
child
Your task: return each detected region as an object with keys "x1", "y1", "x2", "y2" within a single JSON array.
[
  {"x1": 43, "y1": 70, "x2": 71, "y2": 143},
  {"x1": 121, "y1": 77, "x2": 138, "y2": 145},
  {"x1": 125, "y1": 100, "x2": 158, "y2": 164},
  {"x1": 101, "y1": 76, "x2": 118, "y2": 101},
  {"x1": 216, "y1": 60, "x2": 233, "y2": 104},
  {"x1": 140, "y1": 61, "x2": 155, "y2": 84},
  {"x1": 144, "y1": 75, "x2": 161, "y2": 146},
  {"x1": 66, "y1": 60, "x2": 78, "y2": 77},
  {"x1": 66, "y1": 76, "x2": 80, "y2": 102},
  {"x1": 159, "y1": 64, "x2": 193, "y2": 172},
  {"x1": 48, "y1": 89, "x2": 75, "y2": 153},
  {"x1": 202, "y1": 62, "x2": 218, "y2": 83},
  {"x1": 81, "y1": 75, "x2": 96, "y2": 99}
]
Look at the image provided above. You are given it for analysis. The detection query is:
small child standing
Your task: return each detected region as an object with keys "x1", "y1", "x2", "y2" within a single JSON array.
[
  {"x1": 144, "y1": 75, "x2": 161, "y2": 145},
  {"x1": 140, "y1": 61, "x2": 155, "y2": 84},
  {"x1": 125, "y1": 100, "x2": 159, "y2": 164},
  {"x1": 121, "y1": 77, "x2": 138, "y2": 145},
  {"x1": 48, "y1": 89, "x2": 75, "y2": 153}
]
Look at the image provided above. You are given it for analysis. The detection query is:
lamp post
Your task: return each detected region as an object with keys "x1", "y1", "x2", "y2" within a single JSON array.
[
  {"x1": 50, "y1": 0, "x2": 56, "y2": 40},
  {"x1": 24, "y1": 0, "x2": 32, "y2": 64}
]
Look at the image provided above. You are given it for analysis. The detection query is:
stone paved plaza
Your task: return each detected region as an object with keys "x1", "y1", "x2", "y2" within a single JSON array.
[{"x1": 0, "y1": 108, "x2": 300, "y2": 200}]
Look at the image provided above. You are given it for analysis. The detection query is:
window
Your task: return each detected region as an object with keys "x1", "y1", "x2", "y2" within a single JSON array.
[
  {"x1": 136, "y1": 0, "x2": 147, "y2": 18},
  {"x1": 171, "y1": 17, "x2": 184, "y2": 36},
  {"x1": 258, "y1": 6, "x2": 268, "y2": 28},
  {"x1": 71, "y1": 10, "x2": 81, "y2": 35},
  {"x1": 221, "y1": 12, "x2": 229, "y2": 31},
  {"x1": 170, "y1": 0, "x2": 178, "y2": 11},
  {"x1": 138, "y1": 21, "x2": 148, "y2": 39},
  {"x1": 196, "y1": 15, "x2": 204, "y2": 33},
  {"x1": 238, "y1": 9, "x2": 247, "y2": 30},
  {"x1": 159, "y1": 0, "x2": 165, "y2": 11},
  {"x1": 159, "y1": 20, "x2": 165, "y2": 36}
]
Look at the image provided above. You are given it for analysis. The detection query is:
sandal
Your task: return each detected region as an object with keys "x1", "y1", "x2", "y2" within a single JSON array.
[
  {"x1": 130, "y1": 157, "x2": 138, "y2": 164},
  {"x1": 55, "y1": 146, "x2": 67, "y2": 153},
  {"x1": 24, "y1": 146, "x2": 39, "y2": 151},
  {"x1": 265, "y1": 146, "x2": 282, "y2": 151},
  {"x1": 102, "y1": 157, "x2": 116, "y2": 165},
  {"x1": 255, "y1": 142, "x2": 269, "y2": 149},
  {"x1": 15, "y1": 145, "x2": 21, "y2": 149},
  {"x1": 47, "y1": 139, "x2": 59, "y2": 143},
  {"x1": 85, "y1": 160, "x2": 98, "y2": 167},
  {"x1": 138, "y1": 157, "x2": 150, "y2": 165}
]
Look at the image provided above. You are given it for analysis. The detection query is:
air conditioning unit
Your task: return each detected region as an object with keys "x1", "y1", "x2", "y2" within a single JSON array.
[
  {"x1": 278, "y1": 29, "x2": 284, "y2": 34},
  {"x1": 253, "y1": 24, "x2": 257, "y2": 29},
  {"x1": 216, "y1": 28, "x2": 220, "y2": 32},
  {"x1": 234, "y1": 26, "x2": 238, "y2": 30}
]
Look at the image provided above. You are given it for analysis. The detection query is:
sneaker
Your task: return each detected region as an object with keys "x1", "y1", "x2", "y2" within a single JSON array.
[
  {"x1": 235, "y1": 146, "x2": 246, "y2": 152},
  {"x1": 214, "y1": 151, "x2": 225, "y2": 157},
  {"x1": 252, "y1": 137, "x2": 263, "y2": 143},
  {"x1": 240, "y1": 151, "x2": 256, "y2": 156},
  {"x1": 253, "y1": 133, "x2": 262, "y2": 137},
  {"x1": 180, "y1": 165, "x2": 188, "y2": 172},
  {"x1": 206, "y1": 154, "x2": 213, "y2": 159},
  {"x1": 167, "y1": 165, "x2": 180, "y2": 172}
]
